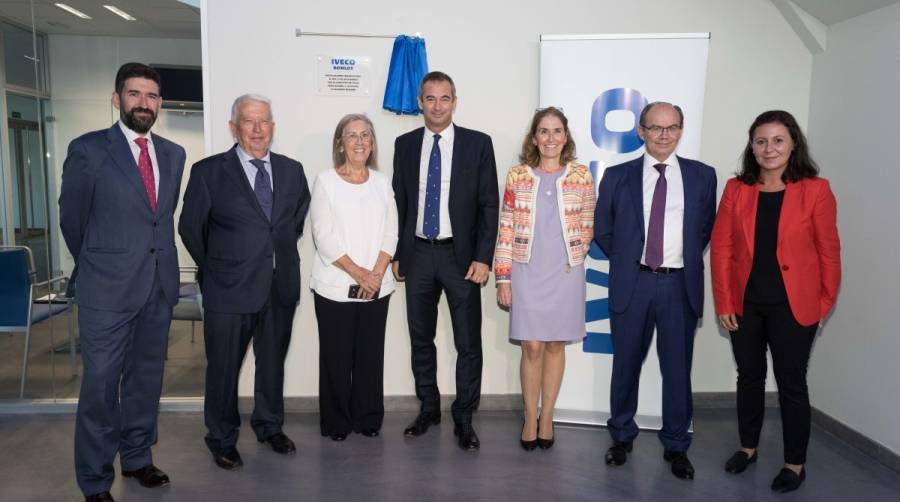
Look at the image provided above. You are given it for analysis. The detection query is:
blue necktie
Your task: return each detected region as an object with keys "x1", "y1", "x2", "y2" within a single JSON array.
[
  {"x1": 249, "y1": 158, "x2": 273, "y2": 221},
  {"x1": 423, "y1": 134, "x2": 441, "y2": 239}
]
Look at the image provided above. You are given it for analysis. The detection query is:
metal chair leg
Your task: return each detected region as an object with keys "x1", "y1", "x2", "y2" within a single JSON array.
[{"x1": 20, "y1": 325, "x2": 31, "y2": 399}]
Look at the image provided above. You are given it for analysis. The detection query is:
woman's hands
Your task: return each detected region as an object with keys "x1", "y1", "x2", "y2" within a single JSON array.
[
  {"x1": 350, "y1": 265, "x2": 382, "y2": 300},
  {"x1": 718, "y1": 313, "x2": 739, "y2": 332},
  {"x1": 497, "y1": 282, "x2": 512, "y2": 308}
]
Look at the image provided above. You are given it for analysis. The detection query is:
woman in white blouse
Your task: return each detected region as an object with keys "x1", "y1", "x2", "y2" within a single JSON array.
[{"x1": 310, "y1": 114, "x2": 398, "y2": 441}]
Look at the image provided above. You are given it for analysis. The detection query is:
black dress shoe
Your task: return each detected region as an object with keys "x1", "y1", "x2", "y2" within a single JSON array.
[
  {"x1": 212, "y1": 448, "x2": 243, "y2": 470},
  {"x1": 260, "y1": 432, "x2": 296, "y2": 454},
  {"x1": 360, "y1": 428, "x2": 380, "y2": 437},
  {"x1": 520, "y1": 419, "x2": 538, "y2": 451},
  {"x1": 771, "y1": 467, "x2": 805, "y2": 493},
  {"x1": 605, "y1": 441, "x2": 633, "y2": 466},
  {"x1": 329, "y1": 432, "x2": 348, "y2": 442},
  {"x1": 85, "y1": 491, "x2": 114, "y2": 502},
  {"x1": 122, "y1": 464, "x2": 170, "y2": 488},
  {"x1": 724, "y1": 450, "x2": 757, "y2": 474},
  {"x1": 664, "y1": 450, "x2": 695, "y2": 480},
  {"x1": 403, "y1": 412, "x2": 441, "y2": 437},
  {"x1": 453, "y1": 423, "x2": 480, "y2": 451}
]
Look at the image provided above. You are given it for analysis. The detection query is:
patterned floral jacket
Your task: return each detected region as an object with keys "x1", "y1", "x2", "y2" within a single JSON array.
[{"x1": 494, "y1": 163, "x2": 596, "y2": 283}]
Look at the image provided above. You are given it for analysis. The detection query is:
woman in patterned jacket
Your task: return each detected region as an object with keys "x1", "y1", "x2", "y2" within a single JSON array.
[{"x1": 495, "y1": 107, "x2": 596, "y2": 451}]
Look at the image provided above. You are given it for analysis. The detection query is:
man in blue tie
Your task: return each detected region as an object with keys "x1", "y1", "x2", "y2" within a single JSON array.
[
  {"x1": 179, "y1": 94, "x2": 310, "y2": 470},
  {"x1": 594, "y1": 102, "x2": 717, "y2": 479},
  {"x1": 60, "y1": 62, "x2": 186, "y2": 502},
  {"x1": 391, "y1": 71, "x2": 499, "y2": 450}
]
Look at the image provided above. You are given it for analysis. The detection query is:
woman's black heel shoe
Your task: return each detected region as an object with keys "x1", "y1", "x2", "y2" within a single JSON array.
[
  {"x1": 537, "y1": 421, "x2": 555, "y2": 450},
  {"x1": 520, "y1": 419, "x2": 538, "y2": 451}
]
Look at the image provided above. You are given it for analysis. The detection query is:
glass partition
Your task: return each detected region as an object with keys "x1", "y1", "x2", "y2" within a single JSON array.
[{"x1": 0, "y1": 1, "x2": 203, "y2": 402}]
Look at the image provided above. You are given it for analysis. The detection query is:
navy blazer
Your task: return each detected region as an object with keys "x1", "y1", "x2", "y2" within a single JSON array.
[
  {"x1": 178, "y1": 146, "x2": 310, "y2": 314},
  {"x1": 59, "y1": 124, "x2": 186, "y2": 312},
  {"x1": 392, "y1": 125, "x2": 499, "y2": 276},
  {"x1": 594, "y1": 155, "x2": 717, "y2": 317}
]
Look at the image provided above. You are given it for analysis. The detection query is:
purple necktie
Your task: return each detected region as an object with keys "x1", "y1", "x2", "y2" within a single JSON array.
[{"x1": 645, "y1": 163, "x2": 667, "y2": 270}]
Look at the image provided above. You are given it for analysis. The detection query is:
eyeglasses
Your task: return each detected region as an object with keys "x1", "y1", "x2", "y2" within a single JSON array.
[
  {"x1": 641, "y1": 124, "x2": 682, "y2": 136},
  {"x1": 342, "y1": 131, "x2": 372, "y2": 143},
  {"x1": 534, "y1": 106, "x2": 564, "y2": 113}
]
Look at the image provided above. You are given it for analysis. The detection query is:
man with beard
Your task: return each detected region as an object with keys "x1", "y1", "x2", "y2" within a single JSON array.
[
  {"x1": 179, "y1": 94, "x2": 310, "y2": 470},
  {"x1": 60, "y1": 62, "x2": 186, "y2": 502}
]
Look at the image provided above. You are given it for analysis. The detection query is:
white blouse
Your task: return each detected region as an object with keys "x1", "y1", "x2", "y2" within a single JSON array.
[{"x1": 309, "y1": 168, "x2": 398, "y2": 302}]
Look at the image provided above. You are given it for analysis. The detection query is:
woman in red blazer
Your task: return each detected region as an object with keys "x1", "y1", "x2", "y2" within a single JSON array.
[{"x1": 711, "y1": 110, "x2": 840, "y2": 493}]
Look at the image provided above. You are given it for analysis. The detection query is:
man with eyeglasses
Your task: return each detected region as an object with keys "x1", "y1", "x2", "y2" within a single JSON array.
[
  {"x1": 179, "y1": 94, "x2": 310, "y2": 470},
  {"x1": 391, "y1": 71, "x2": 499, "y2": 450},
  {"x1": 594, "y1": 101, "x2": 717, "y2": 480}
]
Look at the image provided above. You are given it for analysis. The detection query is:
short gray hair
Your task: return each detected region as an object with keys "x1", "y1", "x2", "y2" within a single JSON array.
[
  {"x1": 230, "y1": 93, "x2": 273, "y2": 123},
  {"x1": 332, "y1": 113, "x2": 378, "y2": 169}
]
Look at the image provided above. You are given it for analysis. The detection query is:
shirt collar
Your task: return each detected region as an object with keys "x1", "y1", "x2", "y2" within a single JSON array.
[
  {"x1": 236, "y1": 144, "x2": 271, "y2": 165},
  {"x1": 424, "y1": 122, "x2": 454, "y2": 143},
  {"x1": 118, "y1": 120, "x2": 152, "y2": 145},
  {"x1": 643, "y1": 153, "x2": 679, "y2": 172}
]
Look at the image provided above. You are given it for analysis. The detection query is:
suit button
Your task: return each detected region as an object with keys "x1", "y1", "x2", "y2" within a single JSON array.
[{"x1": 781, "y1": 265, "x2": 789, "y2": 271}]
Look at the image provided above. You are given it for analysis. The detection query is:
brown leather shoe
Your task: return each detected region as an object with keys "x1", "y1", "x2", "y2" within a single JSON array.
[{"x1": 121, "y1": 464, "x2": 170, "y2": 488}]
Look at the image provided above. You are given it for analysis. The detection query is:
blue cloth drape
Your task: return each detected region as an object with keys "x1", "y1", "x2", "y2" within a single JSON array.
[{"x1": 383, "y1": 35, "x2": 428, "y2": 115}]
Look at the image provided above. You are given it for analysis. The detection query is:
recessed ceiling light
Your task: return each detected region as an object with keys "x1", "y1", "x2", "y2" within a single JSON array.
[
  {"x1": 103, "y1": 5, "x2": 137, "y2": 21},
  {"x1": 54, "y1": 3, "x2": 92, "y2": 19}
]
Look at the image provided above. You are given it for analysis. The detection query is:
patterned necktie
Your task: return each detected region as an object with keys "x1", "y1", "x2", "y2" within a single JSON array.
[
  {"x1": 423, "y1": 133, "x2": 441, "y2": 239},
  {"x1": 249, "y1": 158, "x2": 273, "y2": 221},
  {"x1": 645, "y1": 163, "x2": 667, "y2": 270},
  {"x1": 133, "y1": 137, "x2": 157, "y2": 213}
]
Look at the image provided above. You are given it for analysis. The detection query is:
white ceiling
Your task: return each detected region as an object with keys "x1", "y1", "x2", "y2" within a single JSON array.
[
  {"x1": 790, "y1": 0, "x2": 900, "y2": 25},
  {"x1": 0, "y1": 0, "x2": 199, "y2": 38}
]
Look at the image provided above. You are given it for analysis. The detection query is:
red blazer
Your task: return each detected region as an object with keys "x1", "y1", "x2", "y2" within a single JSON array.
[{"x1": 711, "y1": 177, "x2": 841, "y2": 327}]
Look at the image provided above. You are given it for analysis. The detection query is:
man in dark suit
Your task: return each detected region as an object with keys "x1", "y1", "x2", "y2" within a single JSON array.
[
  {"x1": 60, "y1": 62, "x2": 186, "y2": 502},
  {"x1": 392, "y1": 71, "x2": 499, "y2": 450},
  {"x1": 594, "y1": 102, "x2": 717, "y2": 479},
  {"x1": 179, "y1": 95, "x2": 310, "y2": 470}
]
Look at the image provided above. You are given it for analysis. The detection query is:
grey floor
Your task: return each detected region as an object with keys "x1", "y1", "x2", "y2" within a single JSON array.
[{"x1": 1, "y1": 409, "x2": 899, "y2": 501}]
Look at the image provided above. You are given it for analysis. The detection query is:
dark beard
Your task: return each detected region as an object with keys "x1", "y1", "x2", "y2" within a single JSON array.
[{"x1": 121, "y1": 106, "x2": 157, "y2": 134}]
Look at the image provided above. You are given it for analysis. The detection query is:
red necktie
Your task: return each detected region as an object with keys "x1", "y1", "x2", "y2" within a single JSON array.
[{"x1": 134, "y1": 137, "x2": 157, "y2": 212}]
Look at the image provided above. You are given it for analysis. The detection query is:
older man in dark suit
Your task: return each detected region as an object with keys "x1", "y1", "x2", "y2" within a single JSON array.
[
  {"x1": 392, "y1": 71, "x2": 499, "y2": 451},
  {"x1": 60, "y1": 62, "x2": 186, "y2": 502},
  {"x1": 594, "y1": 102, "x2": 717, "y2": 480},
  {"x1": 179, "y1": 94, "x2": 310, "y2": 471}
]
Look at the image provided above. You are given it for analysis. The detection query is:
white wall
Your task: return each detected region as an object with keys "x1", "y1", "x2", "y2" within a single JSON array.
[
  {"x1": 47, "y1": 35, "x2": 202, "y2": 275},
  {"x1": 807, "y1": 3, "x2": 900, "y2": 455},
  {"x1": 203, "y1": 0, "x2": 814, "y2": 398}
]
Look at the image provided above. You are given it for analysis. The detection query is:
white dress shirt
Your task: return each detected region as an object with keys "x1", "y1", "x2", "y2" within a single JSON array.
[
  {"x1": 415, "y1": 123, "x2": 454, "y2": 238},
  {"x1": 310, "y1": 168, "x2": 399, "y2": 302},
  {"x1": 118, "y1": 120, "x2": 159, "y2": 195},
  {"x1": 641, "y1": 153, "x2": 685, "y2": 268},
  {"x1": 235, "y1": 145, "x2": 273, "y2": 190}
]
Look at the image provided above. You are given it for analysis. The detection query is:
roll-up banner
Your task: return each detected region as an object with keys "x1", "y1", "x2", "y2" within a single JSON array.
[{"x1": 539, "y1": 33, "x2": 710, "y2": 428}]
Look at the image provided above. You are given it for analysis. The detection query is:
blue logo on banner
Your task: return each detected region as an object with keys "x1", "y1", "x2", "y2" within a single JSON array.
[
  {"x1": 584, "y1": 242, "x2": 613, "y2": 354},
  {"x1": 591, "y1": 88, "x2": 648, "y2": 153}
]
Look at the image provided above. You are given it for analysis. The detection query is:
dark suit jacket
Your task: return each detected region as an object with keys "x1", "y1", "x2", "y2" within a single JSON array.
[
  {"x1": 178, "y1": 146, "x2": 310, "y2": 314},
  {"x1": 594, "y1": 155, "x2": 717, "y2": 317},
  {"x1": 59, "y1": 124, "x2": 186, "y2": 312},
  {"x1": 711, "y1": 177, "x2": 841, "y2": 326},
  {"x1": 392, "y1": 125, "x2": 499, "y2": 276}
]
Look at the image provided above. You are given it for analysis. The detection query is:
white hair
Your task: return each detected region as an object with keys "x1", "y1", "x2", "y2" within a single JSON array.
[{"x1": 230, "y1": 93, "x2": 273, "y2": 123}]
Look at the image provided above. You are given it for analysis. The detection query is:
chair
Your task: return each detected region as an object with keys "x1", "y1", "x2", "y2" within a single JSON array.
[
  {"x1": 0, "y1": 245, "x2": 76, "y2": 398},
  {"x1": 172, "y1": 266, "x2": 203, "y2": 343}
]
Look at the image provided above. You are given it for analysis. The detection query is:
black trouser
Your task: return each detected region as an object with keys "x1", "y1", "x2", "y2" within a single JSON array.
[
  {"x1": 202, "y1": 280, "x2": 295, "y2": 453},
  {"x1": 731, "y1": 300, "x2": 818, "y2": 464},
  {"x1": 405, "y1": 240, "x2": 483, "y2": 425},
  {"x1": 314, "y1": 292, "x2": 390, "y2": 435}
]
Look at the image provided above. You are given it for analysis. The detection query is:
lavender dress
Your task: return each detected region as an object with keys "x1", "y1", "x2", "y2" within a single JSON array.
[{"x1": 509, "y1": 169, "x2": 586, "y2": 343}]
